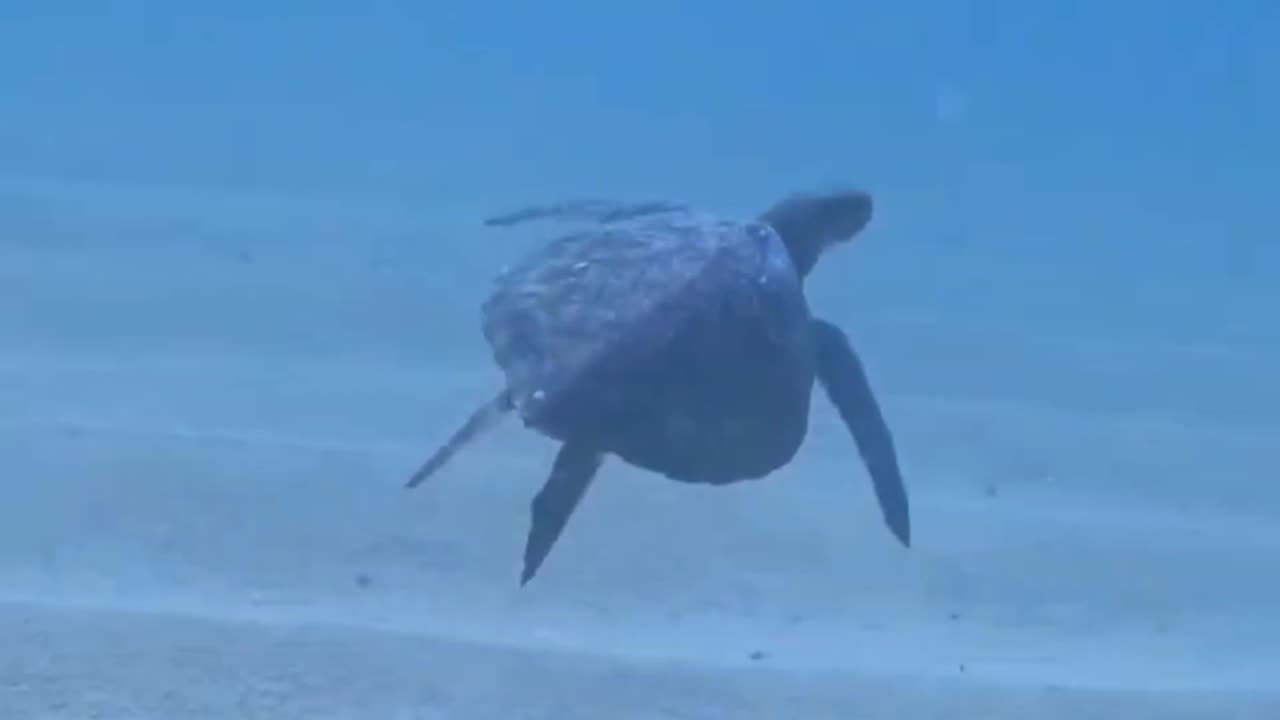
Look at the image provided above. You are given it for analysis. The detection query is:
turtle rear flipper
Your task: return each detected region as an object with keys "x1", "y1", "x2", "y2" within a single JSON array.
[
  {"x1": 406, "y1": 390, "x2": 514, "y2": 488},
  {"x1": 812, "y1": 318, "x2": 910, "y2": 547},
  {"x1": 522, "y1": 441, "x2": 604, "y2": 585}
]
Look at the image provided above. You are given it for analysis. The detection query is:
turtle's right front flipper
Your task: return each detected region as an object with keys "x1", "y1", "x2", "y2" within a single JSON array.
[
  {"x1": 406, "y1": 390, "x2": 513, "y2": 488},
  {"x1": 521, "y1": 441, "x2": 604, "y2": 585},
  {"x1": 484, "y1": 200, "x2": 688, "y2": 228},
  {"x1": 811, "y1": 318, "x2": 911, "y2": 548}
]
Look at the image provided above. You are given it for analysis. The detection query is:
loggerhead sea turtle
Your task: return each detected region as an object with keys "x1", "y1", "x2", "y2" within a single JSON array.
[{"x1": 407, "y1": 189, "x2": 910, "y2": 585}]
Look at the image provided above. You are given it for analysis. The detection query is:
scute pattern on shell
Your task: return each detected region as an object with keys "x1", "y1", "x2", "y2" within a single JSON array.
[{"x1": 480, "y1": 212, "x2": 802, "y2": 418}]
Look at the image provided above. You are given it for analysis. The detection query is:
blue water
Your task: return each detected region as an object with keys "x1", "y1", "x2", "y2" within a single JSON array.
[{"x1": 2, "y1": 3, "x2": 1278, "y2": 717}]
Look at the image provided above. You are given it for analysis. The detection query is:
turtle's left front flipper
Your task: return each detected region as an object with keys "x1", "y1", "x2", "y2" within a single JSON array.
[
  {"x1": 484, "y1": 200, "x2": 689, "y2": 228},
  {"x1": 811, "y1": 318, "x2": 911, "y2": 547}
]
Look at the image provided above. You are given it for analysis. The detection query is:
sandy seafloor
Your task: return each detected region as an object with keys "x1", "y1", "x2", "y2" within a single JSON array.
[{"x1": 2, "y1": 181, "x2": 1279, "y2": 718}]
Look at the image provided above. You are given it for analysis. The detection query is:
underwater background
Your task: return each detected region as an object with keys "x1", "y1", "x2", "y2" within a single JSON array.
[{"x1": 2, "y1": 2, "x2": 1278, "y2": 717}]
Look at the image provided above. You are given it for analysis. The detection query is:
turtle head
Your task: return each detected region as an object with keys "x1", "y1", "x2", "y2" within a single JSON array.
[{"x1": 759, "y1": 189, "x2": 873, "y2": 277}]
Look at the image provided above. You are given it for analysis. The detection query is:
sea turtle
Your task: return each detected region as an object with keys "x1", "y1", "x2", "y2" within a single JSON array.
[{"x1": 407, "y1": 189, "x2": 910, "y2": 585}]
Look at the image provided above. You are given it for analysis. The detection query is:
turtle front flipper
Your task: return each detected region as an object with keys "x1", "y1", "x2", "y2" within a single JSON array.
[
  {"x1": 811, "y1": 318, "x2": 911, "y2": 547},
  {"x1": 483, "y1": 199, "x2": 688, "y2": 228},
  {"x1": 406, "y1": 390, "x2": 514, "y2": 488},
  {"x1": 522, "y1": 441, "x2": 604, "y2": 585}
]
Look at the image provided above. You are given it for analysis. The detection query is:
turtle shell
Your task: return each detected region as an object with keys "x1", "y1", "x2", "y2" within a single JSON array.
[{"x1": 481, "y1": 212, "x2": 817, "y2": 481}]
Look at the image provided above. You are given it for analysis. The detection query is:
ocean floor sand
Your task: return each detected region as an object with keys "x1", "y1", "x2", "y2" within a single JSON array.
[{"x1": 2, "y1": 190, "x2": 1278, "y2": 717}]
